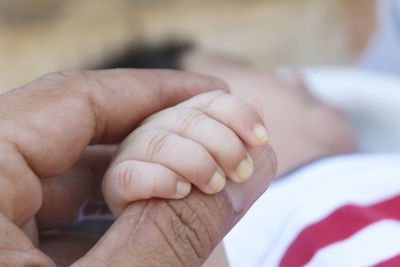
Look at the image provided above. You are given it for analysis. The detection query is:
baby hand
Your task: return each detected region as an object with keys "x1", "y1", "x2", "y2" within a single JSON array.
[{"x1": 103, "y1": 90, "x2": 270, "y2": 215}]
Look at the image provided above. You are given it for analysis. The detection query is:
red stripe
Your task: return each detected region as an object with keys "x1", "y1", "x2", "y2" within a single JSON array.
[
  {"x1": 279, "y1": 195, "x2": 400, "y2": 267},
  {"x1": 373, "y1": 254, "x2": 400, "y2": 267}
]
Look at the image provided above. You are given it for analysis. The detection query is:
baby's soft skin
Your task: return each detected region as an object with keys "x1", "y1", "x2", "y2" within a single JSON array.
[
  {"x1": 180, "y1": 51, "x2": 357, "y2": 175},
  {"x1": 102, "y1": 90, "x2": 270, "y2": 216}
]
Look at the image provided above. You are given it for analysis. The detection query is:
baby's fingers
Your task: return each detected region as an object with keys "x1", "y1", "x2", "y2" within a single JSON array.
[
  {"x1": 103, "y1": 130, "x2": 225, "y2": 215},
  {"x1": 103, "y1": 160, "x2": 191, "y2": 215},
  {"x1": 176, "y1": 90, "x2": 270, "y2": 145},
  {"x1": 103, "y1": 90, "x2": 270, "y2": 215},
  {"x1": 139, "y1": 108, "x2": 254, "y2": 184}
]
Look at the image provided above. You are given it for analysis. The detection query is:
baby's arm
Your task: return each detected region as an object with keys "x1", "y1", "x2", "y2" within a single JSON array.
[{"x1": 102, "y1": 90, "x2": 270, "y2": 216}]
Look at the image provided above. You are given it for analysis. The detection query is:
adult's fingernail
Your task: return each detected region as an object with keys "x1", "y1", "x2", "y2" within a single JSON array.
[
  {"x1": 175, "y1": 181, "x2": 192, "y2": 198},
  {"x1": 253, "y1": 124, "x2": 270, "y2": 144},
  {"x1": 225, "y1": 146, "x2": 275, "y2": 213},
  {"x1": 232, "y1": 154, "x2": 254, "y2": 183},
  {"x1": 208, "y1": 170, "x2": 226, "y2": 193}
]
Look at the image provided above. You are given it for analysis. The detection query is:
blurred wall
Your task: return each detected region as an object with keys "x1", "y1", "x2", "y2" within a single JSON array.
[{"x1": 0, "y1": 0, "x2": 376, "y2": 92}]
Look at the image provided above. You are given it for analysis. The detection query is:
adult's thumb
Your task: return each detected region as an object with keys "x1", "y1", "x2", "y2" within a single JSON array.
[{"x1": 73, "y1": 145, "x2": 276, "y2": 267}]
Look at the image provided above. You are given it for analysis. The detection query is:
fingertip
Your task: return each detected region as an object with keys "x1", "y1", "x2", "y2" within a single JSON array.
[
  {"x1": 183, "y1": 71, "x2": 229, "y2": 94},
  {"x1": 205, "y1": 169, "x2": 226, "y2": 194},
  {"x1": 252, "y1": 123, "x2": 271, "y2": 145},
  {"x1": 187, "y1": 74, "x2": 230, "y2": 96},
  {"x1": 239, "y1": 123, "x2": 271, "y2": 147},
  {"x1": 229, "y1": 154, "x2": 254, "y2": 183},
  {"x1": 175, "y1": 180, "x2": 192, "y2": 199},
  {"x1": 207, "y1": 76, "x2": 230, "y2": 93}
]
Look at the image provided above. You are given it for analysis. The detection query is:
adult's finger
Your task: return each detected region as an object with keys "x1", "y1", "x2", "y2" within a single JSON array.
[
  {"x1": 0, "y1": 69, "x2": 227, "y2": 226},
  {"x1": 0, "y1": 214, "x2": 55, "y2": 266},
  {"x1": 73, "y1": 144, "x2": 277, "y2": 266}
]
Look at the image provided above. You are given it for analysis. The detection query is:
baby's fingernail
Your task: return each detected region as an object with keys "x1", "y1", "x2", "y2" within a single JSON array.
[
  {"x1": 175, "y1": 181, "x2": 192, "y2": 198},
  {"x1": 253, "y1": 124, "x2": 270, "y2": 144},
  {"x1": 208, "y1": 170, "x2": 226, "y2": 193},
  {"x1": 232, "y1": 154, "x2": 254, "y2": 183}
]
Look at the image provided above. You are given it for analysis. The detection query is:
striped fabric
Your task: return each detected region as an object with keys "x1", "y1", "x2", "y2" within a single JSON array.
[{"x1": 224, "y1": 154, "x2": 400, "y2": 267}]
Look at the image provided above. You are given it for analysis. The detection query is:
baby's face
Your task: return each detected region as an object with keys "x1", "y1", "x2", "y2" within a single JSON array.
[{"x1": 181, "y1": 53, "x2": 357, "y2": 174}]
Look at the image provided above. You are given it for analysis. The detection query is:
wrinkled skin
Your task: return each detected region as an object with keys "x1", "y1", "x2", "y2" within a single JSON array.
[{"x1": 0, "y1": 69, "x2": 276, "y2": 266}]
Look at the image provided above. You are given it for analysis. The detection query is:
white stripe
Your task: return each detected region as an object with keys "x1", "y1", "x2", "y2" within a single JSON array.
[
  {"x1": 305, "y1": 220, "x2": 400, "y2": 267},
  {"x1": 224, "y1": 154, "x2": 400, "y2": 267}
]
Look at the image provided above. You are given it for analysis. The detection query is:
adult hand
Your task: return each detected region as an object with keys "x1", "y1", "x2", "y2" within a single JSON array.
[{"x1": 0, "y1": 69, "x2": 276, "y2": 266}]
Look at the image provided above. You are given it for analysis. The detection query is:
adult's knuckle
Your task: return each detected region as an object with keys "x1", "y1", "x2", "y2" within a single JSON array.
[
  {"x1": 35, "y1": 71, "x2": 93, "y2": 109},
  {"x1": 39, "y1": 70, "x2": 75, "y2": 84},
  {"x1": 39, "y1": 70, "x2": 97, "y2": 98},
  {"x1": 36, "y1": 70, "x2": 85, "y2": 94}
]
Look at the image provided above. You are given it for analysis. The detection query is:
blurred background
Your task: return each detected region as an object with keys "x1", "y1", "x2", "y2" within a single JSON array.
[
  {"x1": 0, "y1": 0, "x2": 376, "y2": 92},
  {"x1": 4, "y1": 0, "x2": 400, "y2": 254}
]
